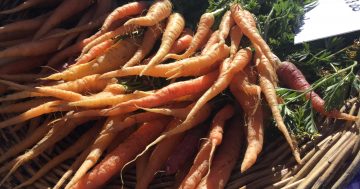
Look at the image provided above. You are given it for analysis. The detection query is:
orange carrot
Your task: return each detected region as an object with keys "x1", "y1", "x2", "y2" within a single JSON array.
[
  {"x1": 136, "y1": 150, "x2": 151, "y2": 183},
  {"x1": 0, "y1": 34, "x2": 63, "y2": 58},
  {"x1": 0, "y1": 98, "x2": 51, "y2": 113},
  {"x1": 139, "y1": 103, "x2": 194, "y2": 119},
  {"x1": 56, "y1": 6, "x2": 96, "y2": 49},
  {"x1": 0, "y1": 100, "x2": 72, "y2": 129},
  {"x1": 0, "y1": 55, "x2": 48, "y2": 74},
  {"x1": 112, "y1": 112, "x2": 167, "y2": 132},
  {"x1": 207, "y1": 104, "x2": 235, "y2": 163},
  {"x1": 74, "y1": 39, "x2": 114, "y2": 66},
  {"x1": 0, "y1": 118, "x2": 51, "y2": 164},
  {"x1": 197, "y1": 116, "x2": 243, "y2": 189},
  {"x1": 256, "y1": 54, "x2": 300, "y2": 163},
  {"x1": 0, "y1": 13, "x2": 48, "y2": 41},
  {"x1": 70, "y1": 118, "x2": 170, "y2": 189},
  {"x1": 168, "y1": 30, "x2": 194, "y2": 54},
  {"x1": 101, "y1": 43, "x2": 229, "y2": 79},
  {"x1": 34, "y1": 0, "x2": 94, "y2": 39},
  {"x1": 0, "y1": 0, "x2": 47, "y2": 14},
  {"x1": 165, "y1": 12, "x2": 215, "y2": 60},
  {"x1": 101, "y1": 1, "x2": 150, "y2": 32},
  {"x1": 230, "y1": 68, "x2": 264, "y2": 172},
  {"x1": 141, "y1": 12, "x2": 185, "y2": 75},
  {"x1": 183, "y1": 48, "x2": 251, "y2": 126},
  {"x1": 218, "y1": 10, "x2": 235, "y2": 44},
  {"x1": 231, "y1": 4, "x2": 280, "y2": 67},
  {"x1": 13, "y1": 126, "x2": 99, "y2": 189},
  {"x1": 201, "y1": 30, "x2": 219, "y2": 54},
  {"x1": 44, "y1": 38, "x2": 138, "y2": 81},
  {"x1": 65, "y1": 116, "x2": 125, "y2": 189},
  {"x1": 123, "y1": 23, "x2": 164, "y2": 68},
  {"x1": 81, "y1": 24, "x2": 138, "y2": 56},
  {"x1": 230, "y1": 25, "x2": 243, "y2": 57},
  {"x1": 136, "y1": 118, "x2": 185, "y2": 189},
  {"x1": 124, "y1": 0, "x2": 172, "y2": 27}
]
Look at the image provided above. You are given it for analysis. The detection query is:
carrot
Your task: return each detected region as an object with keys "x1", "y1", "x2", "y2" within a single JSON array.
[
  {"x1": 56, "y1": 6, "x2": 96, "y2": 49},
  {"x1": 13, "y1": 126, "x2": 99, "y2": 189},
  {"x1": 136, "y1": 118, "x2": 185, "y2": 189},
  {"x1": 80, "y1": 24, "x2": 138, "y2": 57},
  {"x1": 74, "y1": 39, "x2": 114, "y2": 66},
  {"x1": 101, "y1": 1, "x2": 150, "y2": 32},
  {"x1": 100, "y1": 71, "x2": 219, "y2": 117},
  {"x1": 0, "y1": 0, "x2": 47, "y2": 14},
  {"x1": 70, "y1": 118, "x2": 170, "y2": 189},
  {"x1": 168, "y1": 30, "x2": 194, "y2": 54},
  {"x1": 0, "y1": 55, "x2": 48, "y2": 74},
  {"x1": 67, "y1": 91, "x2": 152, "y2": 108},
  {"x1": 34, "y1": 0, "x2": 94, "y2": 39},
  {"x1": 0, "y1": 116, "x2": 94, "y2": 185},
  {"x1": 0, "y1": 33, "x2": 63, "y2": 58},
  {"x1": 112, "y1": 112, "x2": 167, "y2": 132},
  {"x1": 0, "y1": 100, "x2": 72, "y2": 129},
  {"x1": 0, "y1": 117, "x2": 51, "y2": 164},
  {"x1": 65, "y1": 116, "x2": 125, "y2": 189},
  {"x1": 256, "y1": 54, "x2": 301, "y2": 163},
  {"x1": 230, "y1": 25, "x2": 243, "y2": 57},
  {"x1": 165, "y1": 12, "x2": 215, "y2": 60},
  {"x1": 141, "y1": 13, "x2": 185, "y2": 76},
  {"x1": 136, "y1": 150, "x2": 151, "y2": 183},
  {"x1": 101, "y1": 43, "x2": 229, "y2": 79},
  {"x1": 123, "y1": 23, "x2": 164, "y2": 68},
  {"x1": 0, "y1": 74, "x2": 45, "y2": 82},
  {"x1": 201, "y1": 30, "x2": 219, "y2": 54},
  {"x1": 43, "y1": 38, "x2": 138, "y2": 81},
  {"x1": 0, "y1": 13, "x2": 48, "y2": 41},
  {"x1": 0, "y1": 79, "x2": 85, "y2": 101},
  {"x1": 277, "y1": 61, "x2": 359, "y2": 121},
  {"x1": 231, "y1": 4, "x2": 280, "y2": 67},
  {"x1": 0, "y1": 98, "x2": 51, "y2": 113},
  {"x1": 0, "y1": 38, "x2": 32, "y2": 48},
  {"x1": 179, "y1": 141, "x2": 212, "y2": 189},
  {"x1": 197, "y1": 116, "x2": 243, "y2": 189},
  {"x1": 165, "y1": 125, "x2": 206, "y2": 175},
  {"x1": 183, "y1": 48, "x2": 251, "y2": 126},
  {"x1": 230, "y1": 68, "x2": 264, "y2": 172},
  {"x1": 207, "y1": 104, "x2": 235, "y2": 164},
  {"x1": 139, "y1": 103, "x2": 194, "y2": 119},
  {"x1": 124, "y1": 0, "x2": 172, "y2": 27},
  {"x1": 218, "y1": 10, "x2": 235, "y2": 44}
]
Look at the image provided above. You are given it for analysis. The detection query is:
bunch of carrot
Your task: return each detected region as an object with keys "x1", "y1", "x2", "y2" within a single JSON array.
[{"x1": 0, "y1": 0, "x2": 358, "y2": 188}]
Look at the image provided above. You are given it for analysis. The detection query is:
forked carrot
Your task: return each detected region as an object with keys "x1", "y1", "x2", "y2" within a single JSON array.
[
  {"x1": 124, "y1": 0, "x2": 172, "y2": 27},
  {"x1": 231, "y1": 4, "x2": 280, "y2": 67},
  {"x1": 230, "y1": 68, "x2": 263, "y2": 172},
  {"x1": 197, "y1": 116, "x2": 243, "y2": 189},
  {"x1": 201, "y1": 30, "x2": 219, "y2": 54},
  {"x1": 141, "y1": 12, "x2": 185, "y2": 75},
  {"x1": 101, "y1": 1, "x2": 150, "y2": 32},
  {"x1": 165, "y1": 12, "x2": 215, "y2": 60},
  {"x1": 13, "y1": 126, "x2": 99, "y2": 189},
  {"x1": 256, "y1": 54, "x2": 301, "y2": 163},
  {"x1": 70, "y1": 118, "x2": 170, "y2": 189}
]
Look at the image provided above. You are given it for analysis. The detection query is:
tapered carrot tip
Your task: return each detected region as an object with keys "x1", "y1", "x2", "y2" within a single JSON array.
[{"x1": 40, "y1": 73, "x2": 63, "y2": 80}]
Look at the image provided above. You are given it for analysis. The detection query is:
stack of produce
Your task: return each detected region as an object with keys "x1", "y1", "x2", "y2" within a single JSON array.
[{"x1": 0, "y1": 0, "x2": 359, "y2": 188}]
